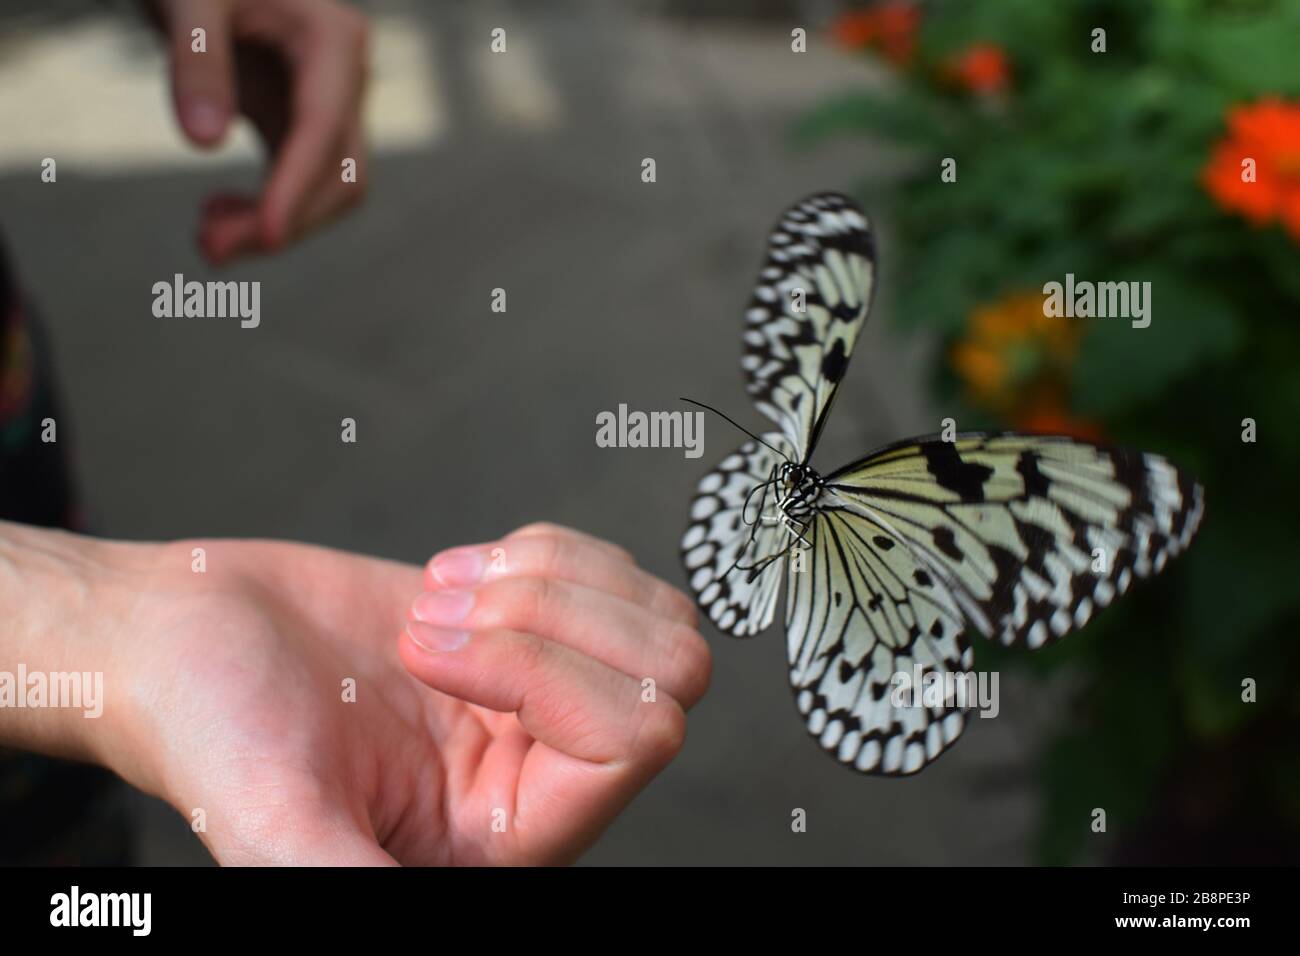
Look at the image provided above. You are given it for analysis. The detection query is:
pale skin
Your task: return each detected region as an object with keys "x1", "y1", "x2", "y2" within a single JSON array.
[
  {"x1": 0, "y1": 522, "x2": 708, "y2": 865},
  {"x1": 0, "y1": 1, "x2": 711, "y2": 863},
  {"x1": 147, "y1": 0, "x2": 372, "y2": 263}
]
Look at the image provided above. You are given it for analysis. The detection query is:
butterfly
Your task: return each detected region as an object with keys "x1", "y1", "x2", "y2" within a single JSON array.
[{"x1": 680, "y1": 193, "x2": 1204, "y2": 776}]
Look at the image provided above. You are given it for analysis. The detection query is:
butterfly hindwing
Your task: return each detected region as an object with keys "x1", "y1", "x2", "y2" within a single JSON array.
[
  {"x1": 742, "y1": 193, "x2": 876, "y2": 458},
  {"x1": 786, "y1": 508, "x2": 973, "y2": 775},
  {"x1": 681, "y1": 434, "x2": 798, "y2": 637}
]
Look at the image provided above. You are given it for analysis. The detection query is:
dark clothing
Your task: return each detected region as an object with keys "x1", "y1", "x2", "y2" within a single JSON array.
[
  {"x1": 0, "y1": 242, "x2": 132, "y2": 865},
  {"x1": 0, "y1": 256, "x2": 78, "y2": 528}
]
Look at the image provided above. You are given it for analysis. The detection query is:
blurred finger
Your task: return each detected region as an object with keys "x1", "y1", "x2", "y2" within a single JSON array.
[
  {"x1": 278, "y1": 120, "x2": 368, "y2": 241},
  {"x1": 167, "y1": 0, "x2": 236, "y2": 146},
  {"x1": 198, "y1": 192, "x2": 260, "y2": 264},
  {"x1": 258, "y1": 14, "x2": 367, "y2": 248}
]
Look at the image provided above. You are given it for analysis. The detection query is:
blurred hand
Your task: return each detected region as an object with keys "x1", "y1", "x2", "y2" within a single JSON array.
[
  {"x1": 149, "y1": 0, "x2": 370, "y2": 263},
  {"x1": 102, "y1": 524, "x2": 708, "y2": 865}
]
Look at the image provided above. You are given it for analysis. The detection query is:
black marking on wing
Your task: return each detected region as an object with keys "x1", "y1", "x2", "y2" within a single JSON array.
[
  {"x1": 820, "y1": 339, "x2": 849, "y2": 385},
  {"x1": 739, "y1": 192, "x2": 876, "y2": 460},
  {"x1": 921, "y1": 441, "x2": 995, "y2": 502}
]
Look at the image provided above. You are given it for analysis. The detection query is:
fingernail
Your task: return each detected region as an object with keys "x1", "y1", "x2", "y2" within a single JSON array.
[
  {"x1": 183, "y1": 97, "x2": 226, "y2": 141},
  {"x1": 429, "y1": 548, "x2": 488, "y2": 588},
  {"x1": 405, "y1": 621, "x2": 470, "y2": 652},
  {"x1": 411, "y1": 589, "x2": 475, "y2": 626}
]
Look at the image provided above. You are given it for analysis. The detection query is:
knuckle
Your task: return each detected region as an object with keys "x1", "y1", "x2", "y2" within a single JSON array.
[
  {"x1": 636, "y1": 701, "x2": 687, "y2": 765},
  {"x1": 667, "y1": 623, "x2": 713, "y2": 702},
  {"x1": 513, "y1": 521, "x2": 564, "y2": 540},
  {"x1": 656, "y1": 584, "x2": 699, "y2": 627},
  {"x1": 680, "y1": 592, "x2": 701, "y2": 628},
  {"x1": 514, "y1": 630, "x2": 549, "y2": 679},
  {"x1": 491, "y1": 575, "x2": 554, "y2": 628},
  {"x1": 605, "y1": 540, "x2": 638, "y2": 565},
  {"x1": 531, "y1": 532, "x2": 567, "y2": 577}
]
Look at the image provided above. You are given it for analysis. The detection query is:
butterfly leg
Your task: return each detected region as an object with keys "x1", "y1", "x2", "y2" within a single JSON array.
[
  {"x1": 787, "y1": 515, "x2": 813, "y2": 552},
  {"x1": 729, "y1": 465, "x2": 781, "y2": 578}
]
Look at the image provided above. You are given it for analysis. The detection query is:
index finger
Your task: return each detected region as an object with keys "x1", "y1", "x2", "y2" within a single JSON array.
[
  {"x1": 425, "y1": 536, "x2": 698, "y2": 628},
  {"x1": 258, "y1": 18, "x2": 367, "y2": 247},
  {"x1": 166, "y1": 0, "x2": 236, "y2": 145}
]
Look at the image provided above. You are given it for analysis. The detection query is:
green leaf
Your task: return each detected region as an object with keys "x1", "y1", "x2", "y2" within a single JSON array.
[
  {"x1": 1180, "y1": 658, "x2": 1252, "y2": 739},
  {"x1": 1072, "y1": 277, "x2": 1242, "y2": 416},
  {"x1": 1157, "y1": 5, "x2": 1300, "y2": 98},
  {"x1": 791, "y1": 88, "x2": 963, "y2": 149},
  {"x1": 1181, "y1": 514, "x2": 1300, "y2": 662}
]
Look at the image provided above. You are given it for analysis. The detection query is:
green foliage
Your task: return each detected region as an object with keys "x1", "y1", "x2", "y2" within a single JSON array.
[
  {"x1": 1072, "y1": 275, "x2": 1242, "y2": 417},
  {"x1": 806, "y1": 0, "x2": 1300, "y2": 862}
]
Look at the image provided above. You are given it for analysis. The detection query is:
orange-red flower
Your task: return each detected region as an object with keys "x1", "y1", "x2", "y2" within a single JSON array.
[
  {"x1": 950, "y1": 291, "x2": 1097, "y2": 437},
  {"x1": 1012, "y1": 407, "x2": 1105, "y2": 443},
  {"x1": 942, "y1": 43, "x2": 1011, "y2": 95},
  {"x1": 831, "y1": 2, "x2": 920, "y2": 65},
  {"x1": 1203, "y1": 97, "x2": 1300, "y2": 240}
]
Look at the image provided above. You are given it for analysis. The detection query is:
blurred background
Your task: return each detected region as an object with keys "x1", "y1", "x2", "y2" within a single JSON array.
[{"x1": 1, "y1": 0, "x2": 1296, "y2": 865}]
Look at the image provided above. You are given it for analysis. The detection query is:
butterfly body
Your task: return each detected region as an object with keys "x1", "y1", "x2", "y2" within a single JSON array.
[
  {"x1": 681, "y1": 192, "x2": 1204, "y2": 776},
  {"x1": 772, "y1": 462, "x2": 823, "y2": 530}
]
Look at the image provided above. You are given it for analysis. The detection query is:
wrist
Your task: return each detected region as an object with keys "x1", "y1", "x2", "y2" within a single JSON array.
[
  {"x1": 0, "y1": 523, "x2": 172, "y2": 792},
  {"x1": 80, "y1": 534, "x2": 197, "y2": 802},
  {"x1": 0, "y1": 523, "x2": 106, "y2": 761}
]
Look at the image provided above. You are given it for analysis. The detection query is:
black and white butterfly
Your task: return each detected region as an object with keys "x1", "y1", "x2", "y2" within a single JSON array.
[{"x1": 680, "y1": 193, "x2": 1204, "y2": 776}]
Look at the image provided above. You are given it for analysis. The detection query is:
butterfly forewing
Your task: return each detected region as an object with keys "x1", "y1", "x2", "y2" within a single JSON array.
[
  {"x1": 742, "y1": 193, "x2": 877, "y2": 459},
  {"x1": 823, "y1": 435, "x2": 1205, "y2": 650}
]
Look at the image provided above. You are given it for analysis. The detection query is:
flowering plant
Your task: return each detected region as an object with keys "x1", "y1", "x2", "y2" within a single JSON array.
[{"x1": 803, "y1": 0, "x2": 1300, "y2": 864}]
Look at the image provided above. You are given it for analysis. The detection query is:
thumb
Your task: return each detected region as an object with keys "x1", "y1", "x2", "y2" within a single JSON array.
[{"x1": 165, "y1": 0, "x2": 236, "y2": 147}]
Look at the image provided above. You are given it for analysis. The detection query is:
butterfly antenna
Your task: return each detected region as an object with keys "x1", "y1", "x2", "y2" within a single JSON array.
[{"x1": 679, "y1": 397, "x2": 790, "y2": 461}]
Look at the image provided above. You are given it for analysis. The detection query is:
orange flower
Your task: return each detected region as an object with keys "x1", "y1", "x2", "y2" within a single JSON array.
[
  {"x1": 1013, "y1": 407, "x2": 1104, "y2": 443},
  {"x1": 831, "y1": 2, "x2": 920, "y2": 65},
  {"x1": 1202, "y1": 97, "x2": 1300, "y2": 240},
  {"x1": 942, "y1": 43, "x2": 1011, "y2": 95},
  {"x1": 950, "y1": 291, "x2": 1085, "y2": 423}
]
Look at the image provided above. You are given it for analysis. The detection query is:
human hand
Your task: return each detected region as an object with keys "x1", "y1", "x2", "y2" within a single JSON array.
[
  {"x1": 399, "y1": 523, "x2": 710, "y2": 864},
  {"x1": 83, "y1": 524, "x2": 707, "y2": 865},
  {"x1": 149, "y1": 0, "x2": 370, "y2": 263}
]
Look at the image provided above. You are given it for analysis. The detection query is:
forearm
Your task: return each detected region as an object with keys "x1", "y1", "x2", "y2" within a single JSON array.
[{"x1": 0, "y1": 522, "x2": 154, "y2": 769}]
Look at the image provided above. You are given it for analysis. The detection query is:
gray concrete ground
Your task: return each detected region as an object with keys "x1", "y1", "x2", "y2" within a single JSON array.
[{"x1": 1, "y1": 0, "x2": 1044, "y2": 864}]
